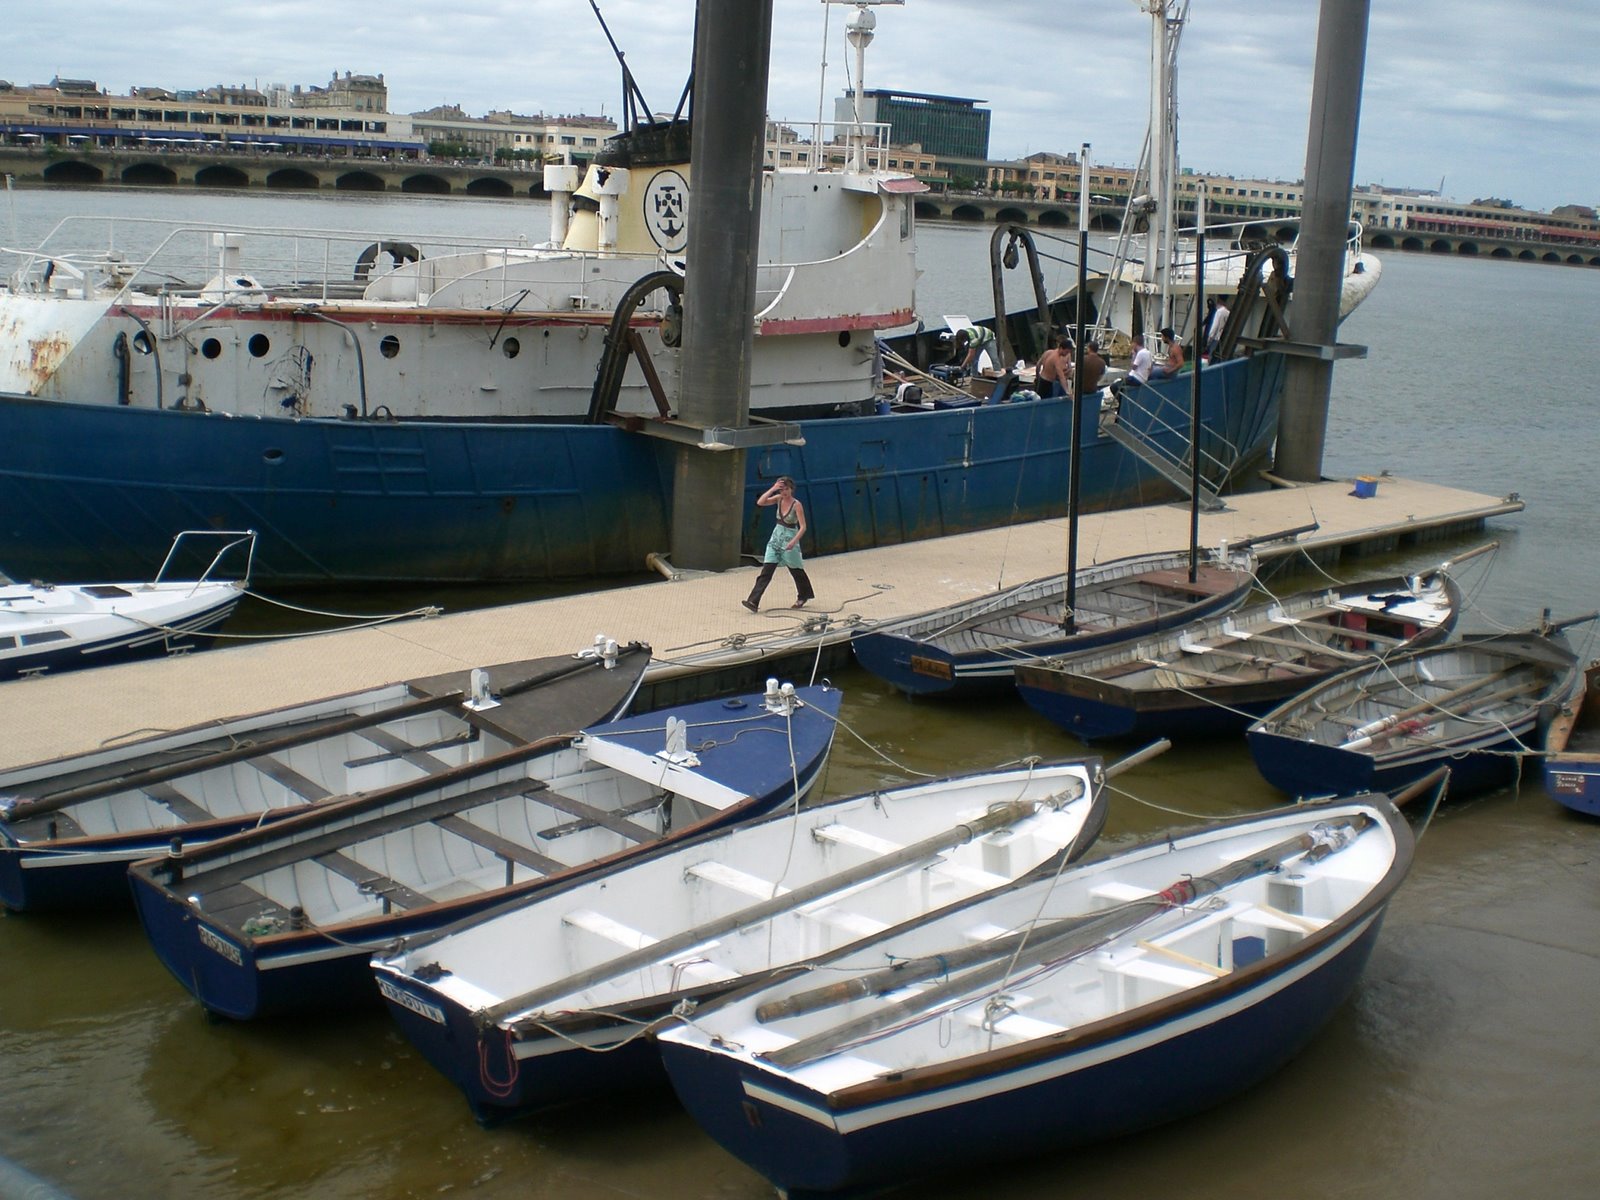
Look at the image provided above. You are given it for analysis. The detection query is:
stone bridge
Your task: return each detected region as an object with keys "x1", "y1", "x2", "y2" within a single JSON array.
[
  {"x1": 0, "y1": 147, "x2": 545, "y2": 198},
  {"x1": 6, "y1": 149, "x2": 1595, "y2": 267}
]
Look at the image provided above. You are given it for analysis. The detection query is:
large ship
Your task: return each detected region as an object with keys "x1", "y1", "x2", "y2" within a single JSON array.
[{"x1": 0, "y1": 7, "x2": 1356, "y2": 587}]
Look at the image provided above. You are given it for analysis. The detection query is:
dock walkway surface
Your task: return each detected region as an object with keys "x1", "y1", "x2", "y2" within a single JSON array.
[{"x1": 0, "y1": 477, "x2": 1519, "y2": 771}]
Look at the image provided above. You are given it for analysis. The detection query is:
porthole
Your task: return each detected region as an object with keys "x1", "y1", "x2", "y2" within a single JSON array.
[
  {"x1": 132, "y1": 331, "x2": 154, "y2": 355},
  {"x1": 248, "y1": 334, "x2": 271, "y2": 358},
  {"x1": 263, "y1": 448, "x2": 285, "y2": 464},
  {"x1": 502, "y1": 336, "x2": 521, "y2": 359},
  {"x1": 837, "y1": 331, "x2": 851, "y2": 348},
  {"x1": 201, "y1": 338, "x2": 222, "y2": 359},
  {"x1": 379, "y1": 335, "x2": 401, "y2": 359}
]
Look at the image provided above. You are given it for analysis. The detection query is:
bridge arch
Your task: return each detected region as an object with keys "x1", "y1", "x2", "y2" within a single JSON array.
[
  {"x1": 1490, "y1": 247, "x2": 1512, "y2": 258},
  {"x1": 913, "y1": 200, "x2": 945, "y2": 220},
  {"x1": 1455, "y1": 242, "x2": 1480, "y2": 256},
  {"x1": 1541, "y1": 251, "x2": 1563, "y2": 263},
  {"x1": 337, "y1": 171, "x2": 386, "y2": 192},
  {"x1": 1517, "y1": 249, "x2": 1537, "y2": 260},
  {"x1": 994, "y1": 206, "x2": 1030, "y2": 224},
  {"x1": 266, "y1": 167, "x2": 319, "y2": 189},
  {"x1": 949, "y1": 204, "x2": 988, "y2": 222},
  {"x1": 122, "y1": 161, "x2": 177, "y2": 186},
  {"x1": 1429, "y1": 239, "x2": 1453, "y2": 254},
  {"x1": 401, "y1": 174, "x2": 451, "y2": 195},
  {"x1": 465, "y1": 176, "x2": 515, "y2": 198},
  {"x1": 1401, "y1": 236, "x2": 1425, "y2": 252},
  {"x1": 195, "y1": 164, "x2": 249, "y2": 188},
  {"x1": 1369, "y1": 232, "x2": 1396, "y2": 249},
  {"x1": 42, "y1": 159, "x2": 104, "y2": 185}
]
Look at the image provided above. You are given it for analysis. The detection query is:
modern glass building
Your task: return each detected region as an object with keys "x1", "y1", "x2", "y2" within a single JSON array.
[{"x1": 835, "y1": 89, "x2": 990, "y2": 160}]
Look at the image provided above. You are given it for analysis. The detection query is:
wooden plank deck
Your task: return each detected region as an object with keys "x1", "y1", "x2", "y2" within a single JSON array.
[{"x1": 0, "y1": 477, "x2": 1521, "y2": 771}]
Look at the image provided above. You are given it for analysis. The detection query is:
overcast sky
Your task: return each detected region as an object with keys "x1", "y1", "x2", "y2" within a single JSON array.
[{"x1": 6, "y1": 1, "x2": 1594, "y2": 212}]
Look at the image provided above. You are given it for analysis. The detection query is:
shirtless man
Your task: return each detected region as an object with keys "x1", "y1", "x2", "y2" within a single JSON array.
[{"x1": 1035, "y1": 335, "x2": 1072, "y2": 398}]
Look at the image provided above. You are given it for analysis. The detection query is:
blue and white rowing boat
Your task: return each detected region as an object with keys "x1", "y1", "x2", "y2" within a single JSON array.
[
  {"x1": 127, "y1": 683, "x2": 840, "y2": 1019},
  {"x1": 0, "y1": 639, "x2": 651, "y2": 912},
  {"x1": 658, "y1": 789, "x2": 1429, "y2": 1197},
  {"x1": 1247, "y1": 622, "x2": 1589, "y2": 800},
  {"x1": 372, "y1": 757, "x2": 1111, "y2": 1125}
]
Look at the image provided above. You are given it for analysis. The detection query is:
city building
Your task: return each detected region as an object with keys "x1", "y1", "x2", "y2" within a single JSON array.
[
  {"x1": 837, "y1": 89, "x2": 990, "y2": 160},
  {"x1": 0, "y1": 73, "x2": 419, "y2": 156},
  {"x1": 408, "y1": 106, "x2": 616, "y2": 164}
]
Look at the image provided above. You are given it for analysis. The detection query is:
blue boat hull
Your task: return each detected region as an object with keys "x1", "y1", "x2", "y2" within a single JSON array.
[
  {"x1": 1016, "y1": 682, "x2": 1283, "y2": 742},
  {"x1": 376, "y1": 976, "x2": 675, "y2": 1125},
  {"x1": 0, "y1": 813, "x2": 285, "y2": 912},
  {"x1": 0, "y1": 357, "x2": 1281, "y2": 586},
  {"x1": 0, "y1": 594, "x2": 238, "y2": 682},
  {"x1": 1246, "y1": 725, "x2": 1529, "y2": 799},
  {"x1": 129, "y1": 690, "x2": 840, "y2": 1019},
  {"x1": 852, "y1": 557, "x2": 1251, "y2": 699},
  {"x1": 1544, "y1": 755, "x2": 1600, "y2": 816},
  {"x1": 660, "y1": 910, "x2": 1388, "y2": 1198}
]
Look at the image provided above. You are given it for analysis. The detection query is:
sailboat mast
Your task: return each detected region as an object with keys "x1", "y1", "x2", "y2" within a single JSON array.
[
  {"x1": 1189, "y1": 184, "x2": 1206, "y2": 582},
  {"x1": 1064, "y1": 147, "x2": 1092, "y2": 629}
]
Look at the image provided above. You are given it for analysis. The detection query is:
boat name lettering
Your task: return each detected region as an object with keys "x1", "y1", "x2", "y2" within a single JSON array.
[
  {"x1": 377, "y1": 977, "x2": 447, "y2": 1025},
  {"x1": 198, "y1": 925, "x2": 243, "y2": 965},
  {"x1": 909, "y1": 655, "x2": 953, "y2": 681},
  {"x1": 1550, "y1": 772, "x2": 1589, "y2": 795}
]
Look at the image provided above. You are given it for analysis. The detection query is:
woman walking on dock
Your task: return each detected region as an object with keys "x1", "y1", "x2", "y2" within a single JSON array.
[{"x1": 744, "y1": 477, "x2": 815, "y2": 611}]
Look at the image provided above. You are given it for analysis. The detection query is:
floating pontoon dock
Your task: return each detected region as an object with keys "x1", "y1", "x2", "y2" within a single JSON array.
[{"x1": 0, "y1": 477, "x2": 1520, "y2": 771}]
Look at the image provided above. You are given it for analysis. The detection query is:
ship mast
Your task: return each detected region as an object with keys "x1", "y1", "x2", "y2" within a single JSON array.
[
  {"x1": 823, "y1": 0, "x2": 904, "y2": 173},
  {"x1": 1138, "y1": 1, "x2": 1187, "y2": 338}
]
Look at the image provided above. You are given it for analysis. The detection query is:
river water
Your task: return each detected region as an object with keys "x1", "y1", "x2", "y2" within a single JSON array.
[{"x1": 1, "y1": 189, "x2": 1597, "y2": 1200}]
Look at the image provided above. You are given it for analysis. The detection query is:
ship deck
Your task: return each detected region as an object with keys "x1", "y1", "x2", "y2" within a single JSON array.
[{"x1": 0, "y1": 476, "x2": 1520, "y2": 772}]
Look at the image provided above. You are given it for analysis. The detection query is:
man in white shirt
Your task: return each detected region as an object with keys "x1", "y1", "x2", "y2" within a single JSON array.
[
  {"x1": 1206, "y1": 301, "x2": 1230, "y2": 358},
  {"x1": 1128, "y1": 333, "x2": 1153, "y2": 385}
]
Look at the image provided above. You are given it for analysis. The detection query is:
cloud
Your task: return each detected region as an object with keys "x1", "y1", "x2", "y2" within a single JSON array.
[{"x1": 4, "y1": 0, "x2": 1592, "y2": 210}]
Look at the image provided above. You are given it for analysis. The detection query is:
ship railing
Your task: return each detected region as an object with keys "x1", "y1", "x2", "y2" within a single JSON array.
[
  {"x1": 765, "y1": 119, "x2": 893, "y2": 173},
  {"x1": 2, "y1": 215, "x2": 549, "y2": 305},
  {"x1": 153, "y1": 529, "x2": 259, "y2": 592}
]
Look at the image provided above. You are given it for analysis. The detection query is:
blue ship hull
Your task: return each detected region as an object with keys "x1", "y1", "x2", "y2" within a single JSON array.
[{"x1": 0, "y1": 357, "x2": 1281, "y2": 586}]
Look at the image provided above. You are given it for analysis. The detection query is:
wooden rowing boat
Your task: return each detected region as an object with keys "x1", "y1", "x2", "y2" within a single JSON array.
[
  {"x1": 657, "y1": 788, "x2": 1429, "y2": 1197},
  {"x1": 0, "y1": 639, "x2": 652, "y2": 911},
  {"x1": 1014, "y1": 564, "x2": 1463, "y2": 741},
  {"x1": 1542, "y1": 661, "x2": 1600, "y2": 817},
  {"x1": 372, "y1": 757, "x2": 1114, "y2": 1124},
  {"x1": 851, "y1": 547, "x2": 1255, "y2": 697},
  {"x1": 127, "y1": 683, "x2": 840, "y2": 1019},
  {"x1": 1247, "y1": 621, "x2": 1589, "y2": 799}
]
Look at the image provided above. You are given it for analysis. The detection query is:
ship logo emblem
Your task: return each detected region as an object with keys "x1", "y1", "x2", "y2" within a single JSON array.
[{"x1": 644, "y1": 170, "x2": 690, "y2": 253}]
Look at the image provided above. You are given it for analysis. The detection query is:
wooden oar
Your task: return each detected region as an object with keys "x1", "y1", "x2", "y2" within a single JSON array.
[
  {"x1": 476, "y1": 787, "x2": 1095, "y2": 1031},
  {"x1": 479, "y1": 745, "x2": 1168, "y2": 1031},
  {"x1": 1340, "y1": 675, "x2": 1548, "y2": 750},
  {"x1": 1336, "y1": 663, "x2": 1524, "y2": 747},
  {"x1": 0, "y1": 690, "x2": 472, "y2": 822},
  {"x1": 755, "y1": 815, "x2": 1373, "y2": 1056}
]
